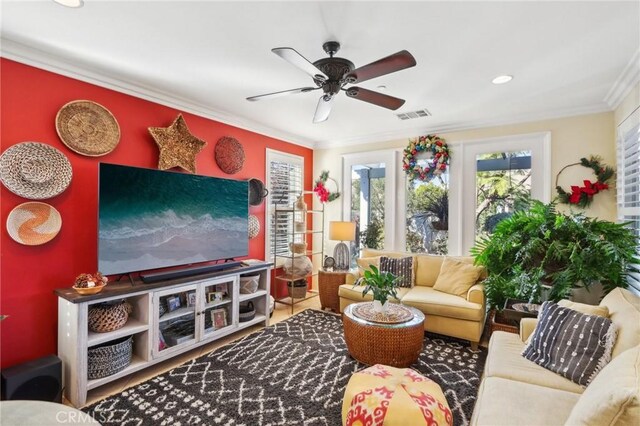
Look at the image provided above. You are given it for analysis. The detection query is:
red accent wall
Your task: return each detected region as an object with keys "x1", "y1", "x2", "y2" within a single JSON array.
[{"x1": 0, "y1": 59, "x2": 313, "y2": 368}]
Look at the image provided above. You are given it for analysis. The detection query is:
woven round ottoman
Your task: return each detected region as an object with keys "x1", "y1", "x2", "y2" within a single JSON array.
[
  {"x1": 342, "y1": 364, "x2": 453, "y2": 426},
  {"x1": 342, "y1": 302, "x2": 425, "y2": 367}
]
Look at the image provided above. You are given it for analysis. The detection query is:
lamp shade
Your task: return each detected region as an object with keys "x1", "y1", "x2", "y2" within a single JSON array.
[{"x1": 329, "y1": 221, "x2": 356, "y2": 241}]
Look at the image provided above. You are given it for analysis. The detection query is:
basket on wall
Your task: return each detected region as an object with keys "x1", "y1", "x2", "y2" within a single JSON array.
[
  {"x1": 87, "y1": 335, "x2": 133, "y2": 379},
  {"x1": 88, "y1": 300, "x2": 133, "y2": 333},
  {"x1": 287, "y1": 279, "x2": 307, "y2": 299}
]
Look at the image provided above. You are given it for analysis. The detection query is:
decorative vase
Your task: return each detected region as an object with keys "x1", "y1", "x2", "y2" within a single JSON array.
[
  {"x1": 294, "y1": 195, "x2": 307, "y2": 211},
  {"x1": 372, "y1": 299, "x2": 389, "y2": 313}
]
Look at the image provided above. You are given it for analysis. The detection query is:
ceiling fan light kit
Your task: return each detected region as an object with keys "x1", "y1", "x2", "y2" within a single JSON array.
[{"x1": 247, "y1": 41, "x2": 416, "y2": 123}]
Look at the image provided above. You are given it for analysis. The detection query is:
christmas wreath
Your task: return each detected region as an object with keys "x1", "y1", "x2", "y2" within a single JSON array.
[
  {"x1": 403, "y1": 135, "x2": 450, "y2": 181},
  {"x1": 313, "y1": 170, "x2": 340, "y2": 203},
  {"x1": 555, "y1": 156, "x2": 614, "y2": 208}
]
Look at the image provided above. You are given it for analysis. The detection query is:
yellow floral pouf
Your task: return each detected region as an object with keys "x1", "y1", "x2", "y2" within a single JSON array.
[{"x1": 342, "y1": 364, "x2": 453, "y2": 426}]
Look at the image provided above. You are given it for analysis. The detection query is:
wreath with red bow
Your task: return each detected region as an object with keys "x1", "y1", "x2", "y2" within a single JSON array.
[
  {"x1": 555, "y1": 156, "x2": 614, "y2": 208},
  {"x1": 402, "y1": 135, "x2": 450, "y2": 182},
  {"x1": 313, "y1": 170, "x2": 340, "y2": 203}
]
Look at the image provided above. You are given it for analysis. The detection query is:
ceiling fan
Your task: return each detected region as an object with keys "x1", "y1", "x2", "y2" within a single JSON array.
[{"x1": 247, "y1": 41, "x2": 417, "y2": 123}]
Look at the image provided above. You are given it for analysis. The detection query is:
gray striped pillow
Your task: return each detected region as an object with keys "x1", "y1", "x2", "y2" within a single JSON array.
[
  {"x1": 379, "y1": 256, "x2": 413, "y2": 288},
  {"x1": 522, "y1": 301, "x2": 617, "y2": 387}
]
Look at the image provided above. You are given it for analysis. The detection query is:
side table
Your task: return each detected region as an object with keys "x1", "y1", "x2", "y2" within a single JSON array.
[{"x1": 318, "y1": 269, "x2": 350, "y2": 312}]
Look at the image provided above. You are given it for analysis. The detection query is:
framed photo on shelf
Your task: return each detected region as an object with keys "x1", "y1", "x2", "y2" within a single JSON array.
[
  {"x1": 166, "y1": 295, "x2": 181, "y2": 312},
  {"x1": 216, "y1": 283, "x2": 229, "y2": 298},
  {"x1": 211, "y1": 308, "x2": 227, "y2": 330},
  {"x1": 207, "y1": 291, "x2": 225, "y2": 303},
  {"x1": 187, "y1": 291, "x2": 196, "y2": 307}
]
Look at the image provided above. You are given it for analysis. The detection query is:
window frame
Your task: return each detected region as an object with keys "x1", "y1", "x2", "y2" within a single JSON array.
[
  {"x1": 265, "y1": 149, "x2": 304, "y2": 265},
  {"x1": 616, "y1": 107, "x2": 640, "y2": 292}
]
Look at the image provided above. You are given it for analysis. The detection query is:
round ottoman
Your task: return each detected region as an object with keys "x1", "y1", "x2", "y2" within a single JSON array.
[{"x1": 342, "y1": 364, "x2": 453, "y2": 426}]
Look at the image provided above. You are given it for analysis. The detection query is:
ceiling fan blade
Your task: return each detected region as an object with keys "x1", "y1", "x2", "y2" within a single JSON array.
[
  {"x1": 345, "y1": 87, "x2": 405, "y2": 110},
  {"x1": 345, "y1": 50, "x2": 416, "y2": 84},
  {"x1": 313, "y1": 95, "x2": 334, "y2": 123},
  {"x1": 272, "y1": 47, "x2": 328, "y2": 81},
  {"x1": 246, "y1": 87, "x2": 318, "y2": 102}
]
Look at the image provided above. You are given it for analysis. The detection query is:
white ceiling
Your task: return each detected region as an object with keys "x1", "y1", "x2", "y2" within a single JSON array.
[{"x1": 2, "y1": 1, "x2": 639, "y2": 148}]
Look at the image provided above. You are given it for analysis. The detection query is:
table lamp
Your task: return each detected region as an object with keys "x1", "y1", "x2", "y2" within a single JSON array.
[{"x1": 329, "y1": 221, "x2": 356, "y2": 271}]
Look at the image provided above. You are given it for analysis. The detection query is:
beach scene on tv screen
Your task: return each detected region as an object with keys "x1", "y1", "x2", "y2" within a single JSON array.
[{"x1": 98, "y1": 164, "x2": 248, "y2": 275}]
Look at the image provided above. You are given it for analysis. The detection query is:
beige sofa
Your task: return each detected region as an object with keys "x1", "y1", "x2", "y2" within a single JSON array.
[
  {"x1": 471, "y1": 287, "x2": 640, "y2": 426},
  {"x1": 338, "y1": 248, "x2": 486, "y2": 349}
]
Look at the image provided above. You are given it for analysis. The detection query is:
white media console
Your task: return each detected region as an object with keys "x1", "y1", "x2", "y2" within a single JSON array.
[{"x1": 55, "y1": 263, "x2": 272, "y2": 407}]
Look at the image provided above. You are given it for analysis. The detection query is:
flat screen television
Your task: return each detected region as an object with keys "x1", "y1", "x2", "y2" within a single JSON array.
[{"x1": 98, "y1": 163, "x2": 249, "y2": 275}]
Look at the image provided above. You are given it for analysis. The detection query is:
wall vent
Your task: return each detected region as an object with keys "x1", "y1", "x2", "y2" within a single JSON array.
[{"x1": 396, "y1": 109, "x2": 432, "y2": 120}]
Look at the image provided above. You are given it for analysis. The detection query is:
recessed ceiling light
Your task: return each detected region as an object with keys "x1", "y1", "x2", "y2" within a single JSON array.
[
  {"x1": 377, "y1": 85, "x2": 387, "y2": 91},
  {"x1": 53, "y1": 0, "x2": 84, "y2": 8},
  {"x1": 492, "y1": 75, "x2": 513, "y2": 85}
]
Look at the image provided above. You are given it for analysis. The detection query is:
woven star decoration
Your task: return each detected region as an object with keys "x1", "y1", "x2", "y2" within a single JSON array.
[{"x1": 148, "y1": 114, "x2": 206, "y2": 174}]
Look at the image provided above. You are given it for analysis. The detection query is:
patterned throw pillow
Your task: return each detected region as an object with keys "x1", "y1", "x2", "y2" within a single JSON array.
[
  {"x1": 522, "y1": 301, "x2": 617, "y2": 387},
  {"x1": 379, "y1": 256, "x2": 413, "y2": 288}
]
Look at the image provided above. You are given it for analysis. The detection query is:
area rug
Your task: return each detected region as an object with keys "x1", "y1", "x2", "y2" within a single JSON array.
[{"x1": 85, "y1": 309, "x2": 486, "y2": 425}]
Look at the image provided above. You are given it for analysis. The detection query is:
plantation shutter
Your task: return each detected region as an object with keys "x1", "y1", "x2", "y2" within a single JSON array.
[
  {"x1": 265, "y1": 150, "x2": 304, "y2": 263},
  {"x1": 617, "y1": 107, "x2": 640, "y2": 291}
]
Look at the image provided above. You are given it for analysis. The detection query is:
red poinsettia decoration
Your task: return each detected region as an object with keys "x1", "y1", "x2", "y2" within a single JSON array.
[
  {"x1": 556, "y1": 156, "x2": 614, "y2": 208},
  {"x1": 313, "y1": 171, "x2": 340, "y2": 203}
]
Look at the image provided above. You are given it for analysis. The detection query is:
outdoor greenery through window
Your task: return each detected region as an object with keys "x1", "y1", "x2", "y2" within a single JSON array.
[
  {"x1": 350, "y1": 163, "x2": 385, "y2": 263},
  {"x1": 475, "y1": 151, "x2": 531, "y2": 239},
  {"x1": 406, "y1": 171, "x2": 449, "y2": 254}
]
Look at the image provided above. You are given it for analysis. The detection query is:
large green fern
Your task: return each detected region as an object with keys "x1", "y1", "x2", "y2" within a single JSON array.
[{"x1": 471, "y1": 200, "x2": 639, "y2": 309}]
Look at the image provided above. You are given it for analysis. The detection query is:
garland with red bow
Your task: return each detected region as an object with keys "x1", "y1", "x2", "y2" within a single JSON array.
[
  {"x1": 555, "y1": 156, "x2": 614, "y2": 208},
  {"x1": 313, "y1": 170, "x2": 340, "y2": 203}
]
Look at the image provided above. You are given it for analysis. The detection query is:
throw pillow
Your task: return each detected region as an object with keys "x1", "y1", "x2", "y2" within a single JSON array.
[
  {"x1": 432, "y1": 257, "x2": 483, "y2": 297},
  {"x1": 522, "y1": 301, "x2": 617, "y2": 387},
  {"x1": 379, "y1": 256, "x2": 413, "y2": 288},
  {"x1": 564, "y1": 345, "x2": 639, "y2": 426}
]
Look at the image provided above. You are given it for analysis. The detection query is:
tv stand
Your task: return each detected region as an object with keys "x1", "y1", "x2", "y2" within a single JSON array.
[{"x1": 140, "y1": 261, "x2": 243, "y2": 283}]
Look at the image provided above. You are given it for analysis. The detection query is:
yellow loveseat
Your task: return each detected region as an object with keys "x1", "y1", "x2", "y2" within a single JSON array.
[
  {"x1": 338, "y1": 248, "x2": 487, "y2": 349},
  {"x1": 471, "y1": 287, "x2": 640, "y2": 426}
]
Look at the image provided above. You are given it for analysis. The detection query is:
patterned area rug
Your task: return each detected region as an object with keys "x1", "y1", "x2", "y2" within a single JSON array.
[{"x1": 85, "y1": 309, "x2": 486, "y2": 425}]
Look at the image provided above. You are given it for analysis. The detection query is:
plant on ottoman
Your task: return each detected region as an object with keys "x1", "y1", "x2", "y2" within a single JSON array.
[
  {"x1": 342, "y1": 364, "x2": 452, "y2": 426},
  {"x1": 354, "y1": 265, "x2": 398, "y2": 313}
]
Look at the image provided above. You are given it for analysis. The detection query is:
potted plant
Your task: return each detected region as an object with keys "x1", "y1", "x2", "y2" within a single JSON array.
[
  {"x1": 353, "y1": 265, "x2": 399, "y2": 313},
  {"x1": 471, "y1": 201, "x2": 639, "y2": 310}
]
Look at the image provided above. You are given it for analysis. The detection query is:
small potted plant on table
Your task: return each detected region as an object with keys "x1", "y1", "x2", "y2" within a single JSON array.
[{"x1": 353, "y1": 265, "x2": 399, "y2": 313}]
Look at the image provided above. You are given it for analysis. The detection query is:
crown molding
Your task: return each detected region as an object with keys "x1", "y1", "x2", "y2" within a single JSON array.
[
  {"x1": 0, "y1": 37, "x2": 318, "y2": 149},
  {"x1": 604, "y1": 49, "x2": 640, "y2": 110},
  {"x1": 314, "y1": 103, "x2": 611, "y2": 149}
]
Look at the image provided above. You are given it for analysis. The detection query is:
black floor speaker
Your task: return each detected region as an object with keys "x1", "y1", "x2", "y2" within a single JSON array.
[{"x1": 1, "y1": 355, "x2": 62, "y2": 402}]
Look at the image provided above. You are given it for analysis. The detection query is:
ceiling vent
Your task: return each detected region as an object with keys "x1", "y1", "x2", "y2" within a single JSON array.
[{"x1": 396, "y1": 109, "x2": 432, "y2": 120}]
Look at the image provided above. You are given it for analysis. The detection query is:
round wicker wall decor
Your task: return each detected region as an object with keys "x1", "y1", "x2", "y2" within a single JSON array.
[
  {"x1": 6, "y1": 202, "x2": 62, "y2": 245},
  {"x1": 0, "y1": 142, "x2": 73, "y2": 199},
  {"x1": 56, "y1": 100, "x2": 121, "y2": 156},
  {"x1": 215, "y1": 137, "x2": 245, "y2": 174},
  {"x1": 248, "y1": 214, "x2": 260, "y2": 239}
]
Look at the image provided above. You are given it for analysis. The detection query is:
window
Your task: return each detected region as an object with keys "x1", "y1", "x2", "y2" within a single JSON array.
[
  {"x1": 265, "y1": 149, "x2": 304, "y2": 262},
  {"x1": 617, "y1": 108, "x2": 640, "y2": 291}
]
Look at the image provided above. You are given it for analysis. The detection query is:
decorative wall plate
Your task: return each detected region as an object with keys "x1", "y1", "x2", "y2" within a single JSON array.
[
  {"x1": 148, "y1": 114, "x2": 207, "y2": 174},
  {"x1": 248, "y1": 214, "x2": 260, "y2": 239},
  {"x1": 0, "y1": 142, "x2": 72, "y2": 200},
  {"x1": 6, "y1": 202, "x2": 62, "y2": 245},
  {"x1": 215, "y1": 137, "x2": 245, "y2": 174},
  {"x1": 56, "y1": 100, "x2": 121, "y2": 156}
]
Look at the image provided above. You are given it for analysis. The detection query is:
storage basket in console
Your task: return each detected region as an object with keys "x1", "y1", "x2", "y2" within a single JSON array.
[{"x1": 87, "y1": 335, "x2": 133, "y2": 380}]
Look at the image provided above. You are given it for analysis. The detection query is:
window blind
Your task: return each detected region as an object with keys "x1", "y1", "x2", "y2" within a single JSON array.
[
  {"x1": 617, "y1": 107, "x2": 640, "y2": 291},
  {"x1": 265, "y1": 150, "x2": 304, "y2": 261}
]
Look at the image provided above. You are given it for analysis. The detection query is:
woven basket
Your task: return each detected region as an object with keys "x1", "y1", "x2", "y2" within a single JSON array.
[
  {"x1": 88, "y1": 300, "x2": 133, "y2": 333},
  {"x1": 239, "y1": 301, "x2": 256, "y2": 322},
  {"x1": 87, "y1": 335, "x2": 133, "y2": 379},
  {"x1": 55, "y1": 100, "x2": 121, "y2": 156},
  {"x1": 287, "y1": 280, "x2": 307, "y2": 299},
  {"x1": 488, "y1": 309, "x2": 519, "y2": 335},
  {"x1": 239, "y1": 274, "x2": 259, "y2": 294}
]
